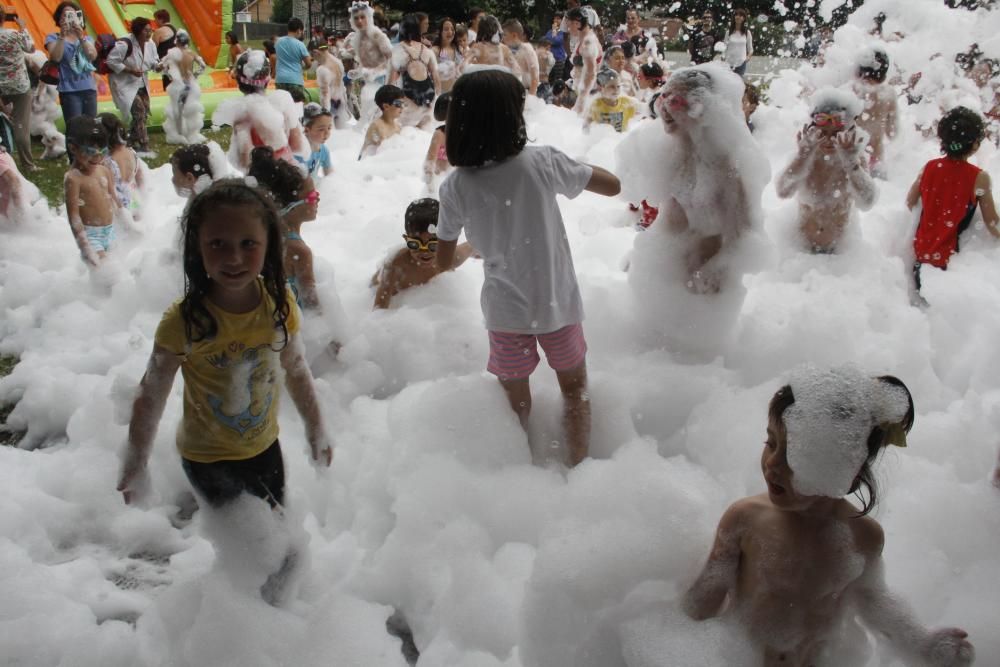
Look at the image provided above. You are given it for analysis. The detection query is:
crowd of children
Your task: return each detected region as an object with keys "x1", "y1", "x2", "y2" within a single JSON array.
[{"x1": 3, "y1": 5, "x2": 998, "y2": 664}]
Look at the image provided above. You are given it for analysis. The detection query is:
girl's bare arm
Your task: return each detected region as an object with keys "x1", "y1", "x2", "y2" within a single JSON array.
[
  {"x1": 683, "y1": 502, "x2": 745, "y2": 620},
  {"x1": 975, "y1": 171, "x2": 1000, "y2": 237},
  {"x1": 584, "y1": 165, "x2": 622, "y2": 197},
  {"x1": 294, "y1": 245, "x2": 321, "y2": 309},
  {"x1": 280, "y1": 334, "x2": 332, "y2": 466},
  {"x1": 65, "y1": 173, "x2": 98, "y2": 265},
  {"x1": 905, "y1": 168, "x2": 924, "y2": 210},
  {"x1": 118, "y1": 346, "x2": 181, "y2": 503}
]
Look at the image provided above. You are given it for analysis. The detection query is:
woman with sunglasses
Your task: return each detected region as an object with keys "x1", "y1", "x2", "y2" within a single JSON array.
[
  {"x1": 372, "y1": 198, "x2": 473, "y2": 309},
  {"x1": 248, "y1": 146, "x2": 322, "y2": 310},
  {"x1": 45, "y1": 2, "x2": 98, "y2": 126},
  {"x1": 776, "y1": 89, "x2": 876, "y2": 254}
]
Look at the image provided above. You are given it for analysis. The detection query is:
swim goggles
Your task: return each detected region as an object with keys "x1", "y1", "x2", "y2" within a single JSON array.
[
  {"x1": 403, "y1": 235, "x2": 438, "y2": 252},
  {"x1": 391, "y1": 99, "x2": 406, "y2": 108},
  {"x1": 811, "y1": 112, "x2": 846, "y2": 128},
  {"x1": 80, "y1": 145, "x2": 109, "y2": 157},
  {"x1": 281, "y1": 190, "x2": 320, "y2": 215},
  {"x1": 663, "y1": 92, "x2": 689, "y2": 111}
]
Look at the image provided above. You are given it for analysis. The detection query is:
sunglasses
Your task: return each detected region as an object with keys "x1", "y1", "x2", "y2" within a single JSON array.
[
  {"x1": 403, "y1": 235, "x2": 437, "y2": 252},
  {"x1": 812, "y1": 112, "x2": 846, "y2": 128}
]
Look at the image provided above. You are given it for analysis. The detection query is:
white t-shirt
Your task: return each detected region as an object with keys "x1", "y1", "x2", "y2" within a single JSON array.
[
  {"x1": 438, "y1": 145, "x2": 593, "y2": 334},
  {"x1": 724, "y1": 30, "x2": 752, "y2": 67}
]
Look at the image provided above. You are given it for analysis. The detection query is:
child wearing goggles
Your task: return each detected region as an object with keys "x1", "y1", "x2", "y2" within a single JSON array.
[
  {"x1": 63, "y1": 115, "x2": 127, "y2": 266},
  {"x1": 776, "y1": 89, "x2": 876, "y2": 254},
  {"x1": 372, "y1": 197, "x2": 474, "y2": 309}
]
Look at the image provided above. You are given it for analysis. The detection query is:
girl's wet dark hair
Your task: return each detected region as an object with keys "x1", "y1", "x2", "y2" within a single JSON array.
[
  {"x1": 433, "y1": 92, "x2": 451, "y2": 122},
  {"x1": 475, "y1": 15, "x2": 502, "y2": 43},
  {"x1": 858, "y1": 48, "x2": 889, "y2": 83},
  {"x1": 399, "y1": 14, "x2": 421, "y2": 43},
  {"x1": 768, "y1": 375, "x2": 915, "y2": 517},
  {"x1": 226, "y1": 30, "x2": 240, "y2": 45},
  {"x1": 938, "y1": 106, "x2": 985, "y2": 158},
  {"x1": 65, "y1": 115, "x2": 108, "y2": 150},
  {"x1": 97, "y1": 112, "x2": 126, "y2": 147},
  {"x1": 180, "y1": 179, "x2": 289, "y2": 346},
  {"x1": 446, "y1": 70, "x2": 527, "y2": 167},
  {"x1": 566, "y1": 7, "x2": 589, "y2": 28},
  {"x1": 432, "y1": 17, "x2": 455, "y2": 49},
  {"x1": 171, "y1": 144, "x2": 213, "y2": 179},
  {"x1": 640, "y1": 61, "x2": 664, "y2": 81},
  {"x1": 247, "y1": 146, "x2": 308, "y2": 209}
]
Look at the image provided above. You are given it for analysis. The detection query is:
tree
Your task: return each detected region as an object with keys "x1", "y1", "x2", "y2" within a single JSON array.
[{"x1": 272, "y1": 0, "x2": 293, "y2": 24}]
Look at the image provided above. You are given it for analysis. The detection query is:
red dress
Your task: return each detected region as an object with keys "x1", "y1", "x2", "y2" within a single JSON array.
[{"x1": 914, "y1": 157, "x2": 981, "y2": 268}]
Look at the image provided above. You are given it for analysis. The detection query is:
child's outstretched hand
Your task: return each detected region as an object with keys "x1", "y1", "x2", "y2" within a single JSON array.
[
  {"x1": 310, "y1": 433, "x2": 334, "y2": 467},
  {"x1": 117, "y1": 457, "x2": 151, "y2": 505},
  {"x1": 796, "y1": 124, "x2": 821, "y2": 155},
  {"x1": 921, "y1": 627, "x2": 974, "y2": 667},
  {"x1": 834, "y1": 128, "x2": 866, "y2": 163}
]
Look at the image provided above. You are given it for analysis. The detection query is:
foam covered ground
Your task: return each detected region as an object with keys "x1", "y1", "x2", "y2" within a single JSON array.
[{"x1": 2, "y1": 1, "x2": 1000, "y2": 664}]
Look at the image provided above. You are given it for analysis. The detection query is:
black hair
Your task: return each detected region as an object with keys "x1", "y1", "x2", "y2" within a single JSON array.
[
  {"x1": 235, "y1": 50, "x2": 270, "y2": 94},
  {"x1": 469, "y1": 7, "x2": 484, "y2": 22},
  {"x1": 433, "y1": 92, "x2": 451, "y2": 122},
  {"x1": 399, "y1": 14, "x2": 421, "y2": 43},
  {"x1": 743, "y1": 81, "x2": 760, "y2": 106},
  {"x1": 415, "y1": 11, "x2": 428, "y2": 25},
  {"x1": 767, "y1": 375, "x2": 915, "y2": 517},
  {"x1": 566, "y1": 7, "x2": 589, "y2": 28},
  {"x1": 130, "y1": 16, "x2": 150, "y2": 38},
  {"x1": 938, "y1": 106, "x2": 985, "y2": 159},
  {"x1": 153, "y1": 9, "x2": 170, "y2": 24},
  {"x1": 374, "y1": 84, "x2": 404, "y2": 110},
  {"x1": 52, "y1": 1, "x2": 81, "y2": 24},
  {"x1": 858, "y1": 48, "x2": 889, "y2": 83},
  {"x1": 248, "y1": 146, "x2": 308, "y2": 209},
  {"x1": 728, "y1": 7, "x2": 749, "y2": 35},
  {"x1": 226, "y1": 30, "x2": 239, "y2": 44},
  {"x1": 262, "y1": 39, "x2": 276, "y2": 55},
  {"x1": 171, "y1": 144, "x2": 213, "y2": 179},
  {"x1": 180, "y1": 179, "x2": 289, "y2": 346},
  {"x1": 640, "y1": 61, "x2": 664, "y2": 81},
  {"x1": 97, "y1": 112, "x2": 126, "y2": 147},
  {"x1": 432, "y1": 17, "x2": 456, "y2": 49},
  {"x1": 621, "y1": 41, "x2": 635, "y2": 59},
  {"x1": 446, "y1": 70, "x2": 526, "y2": 167},
  {"x1": 404, "y1": 198, "x2": 439, "y2": 235},
  {"x1": 288, "y1": 17, "x2": 304, "y2": 33},
  {"x1": 476, "y1": 15, "x2": 501, "y2": 43},
  {"x1": 65, "y1": 115, "x2": 107, "y2": 150}
]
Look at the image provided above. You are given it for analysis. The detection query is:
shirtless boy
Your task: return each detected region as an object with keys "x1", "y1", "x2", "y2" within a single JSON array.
[
  {"x1": 360, "y1": 85, "x2": 404, "y2": 158},
  {"x1": 63, "y1": 116, "x2": 122, "y2": 266},
  {"x1": 503, "y1": 20, "x2": 540, "y2": 96},
  {"x1": 776, "y1": 91, "x2": 877, "y2": 253},
  {"x1": 852, "y1": 47, "x2": 897, "y2": 179},
  {"x1": 372, "y1": 198, "x2": 473, "y2": 308}
]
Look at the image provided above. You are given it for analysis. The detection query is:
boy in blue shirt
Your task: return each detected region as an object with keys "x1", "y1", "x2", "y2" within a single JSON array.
[{"x1": 296, "y1": 103, "x2": 333, "y2": 178}]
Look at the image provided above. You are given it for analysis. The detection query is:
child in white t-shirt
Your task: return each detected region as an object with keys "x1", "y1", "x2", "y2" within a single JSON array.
[{"x1": 436, "y1": 70, "x2": 621, "y2": 467}]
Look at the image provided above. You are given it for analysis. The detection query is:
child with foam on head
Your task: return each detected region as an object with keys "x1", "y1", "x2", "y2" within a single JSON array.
[
  {"x1": 906, "y1": 106, "x2": 1000, "y2": 297},
  {"x1": 170, "y1": 141, "x2": 229, "y2": 200},
  {"x1": 436, "y1": 70, "x2": 621, "y2": 467},
  {"x1": 63, "y1": 115, "x2": 126, "y2": 266},
  {"x1": 423, "y1": 92, "x2": 451, "y2": 186},
  {"x1": 212, "y1": 49, "x2": 306, "y2": 173},
  {"x1": 775, "y1": 88, "x2": 877, "y2": 254},
  {"x1": 248, "y1": 147, "x2": 322, "y2": 311},
  {"x1": 372, "y1": 197, "x2": 473, "y2": 309},
  {"x1": 296, "y1": 103, "x2": 334, "y2": 179},
  {"x1": 98, "y1": 112, "x2": 145, "y2": 225},
  {"x1": 0, "y1": 146, "x2": 41, "y2": 224},
  {"x1": 585, "y1": 69, "x2": 643, "y2": 133},
  {"x1": 308, "y1": 39, "x2": 350, "y2": 129},
  {"x1": 684, "y1": 365, "x2": 975, "y2": 667},
  {"x1": 117, "y1": 179, "x2": 333, "y2": 606},
  {"x1": 359, "y1": 84, "x2": 404, "y2": 159},
  {"x1": 852, "y1": 46, "x2": 897, "y2": 179}
]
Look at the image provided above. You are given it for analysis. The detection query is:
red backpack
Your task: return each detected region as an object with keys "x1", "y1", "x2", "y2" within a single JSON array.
[{"x1": 95, "y1": 34, "x2": 133, "y2": 75}]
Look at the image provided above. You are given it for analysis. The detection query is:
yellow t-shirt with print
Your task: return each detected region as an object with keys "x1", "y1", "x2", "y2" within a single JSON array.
[
  {"x1": 154, "y1": 280, "x2": 301, "y2": 463},
  {"x1": 590, "y1": 96, "x2": 637, "y2": 132}
]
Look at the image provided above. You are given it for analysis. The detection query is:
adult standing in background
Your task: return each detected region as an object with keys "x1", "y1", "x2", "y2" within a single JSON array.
[
  {"x1": 106, "y1": 17, "x2": 159, "y2": 155},
  {"x1": 225, "y1": 31, "x2": 244, "y2": 74},
  {"x1": 688, "y1": 9, "x2": 722, "y2": 65},
  {"x1": 275, "y1": 17, "x2": 312, "y2": 103},
  {"x1": 612, "y1": 7, "x2": 650, "y2": 56},
  {"x1": 152, "y1": 9, "x2": 177, "y2": 91},
  {"x1": 467, "y1": 8, "x2": 484, "y2": 43},
  {"x1": 0, "y1": 10, "x2": 37, "y2": 171},
  {"x1": 44, "y1": 1, "x2": 98, "y2": 126},
  {"x1": 723, "y1": 8, "x2": 753, "y2": 77},
  {"x1": 543, "y1": 13, "x2": 568, "y2": 82}
]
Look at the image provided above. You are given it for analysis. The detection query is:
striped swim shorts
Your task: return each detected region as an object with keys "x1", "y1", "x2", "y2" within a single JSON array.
[{"x1": 487, "y1": 323, "x2": 587, "y2": 381}]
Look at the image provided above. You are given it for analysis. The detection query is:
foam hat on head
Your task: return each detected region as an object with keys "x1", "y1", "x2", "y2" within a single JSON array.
[{"x1": 783, "y1": 364, "x2": 909, "y2": 498}]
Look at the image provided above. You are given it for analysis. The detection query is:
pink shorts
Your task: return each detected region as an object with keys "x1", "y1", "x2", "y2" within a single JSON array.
[{"x1": 487, "y1": 323, "x2": 587, "y2": 381}]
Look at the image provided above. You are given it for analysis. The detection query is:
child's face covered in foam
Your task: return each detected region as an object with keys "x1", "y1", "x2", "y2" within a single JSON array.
[{"x1": 656, "y1": 71, "x2": 709, "y2": 134}]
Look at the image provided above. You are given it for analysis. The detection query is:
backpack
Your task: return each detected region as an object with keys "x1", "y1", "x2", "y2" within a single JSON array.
[
  {"x1": 95, "y1": 34, "x2": 133, "y2": 75},
  {"x1": 38, "y1": 59, "x2": 61, "y2": 85}
]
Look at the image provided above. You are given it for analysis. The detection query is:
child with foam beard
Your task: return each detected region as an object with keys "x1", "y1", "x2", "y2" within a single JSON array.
[
  {"x1": 585, "y1": 69, "x2": 643, "y2": 133},
  {"x1": 776, "y1": 89, "x2": 877, "y2": 254},
  {"x1": 372, "y1": 197, "x2": 474, "y2": 309},
  {"x1": 685, "y1": 365, "x2": 975, "y2": 667}
]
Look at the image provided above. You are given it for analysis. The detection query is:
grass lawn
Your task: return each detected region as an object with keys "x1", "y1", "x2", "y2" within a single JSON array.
[{"x1": 23, "y1": 126, "x2": 233, "y2": 208}]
